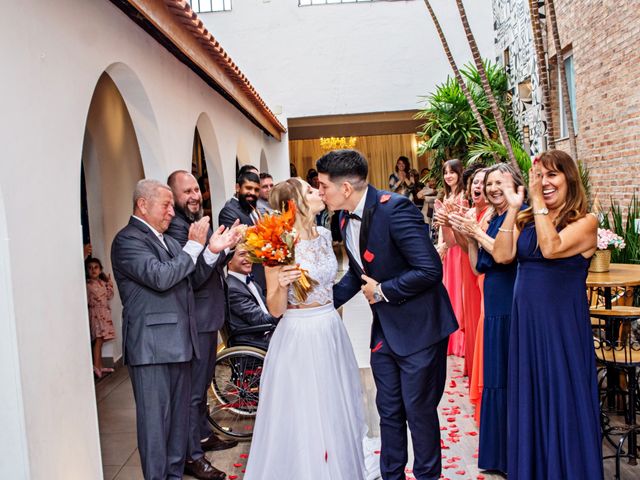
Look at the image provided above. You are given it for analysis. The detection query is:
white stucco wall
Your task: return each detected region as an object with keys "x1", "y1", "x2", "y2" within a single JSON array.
[
  {"x1": 0, "y1": 1, "x2": 286, "y2": 477},
  {"x1": 198, "y1": 0, "x2": 495, "y2": 118}
]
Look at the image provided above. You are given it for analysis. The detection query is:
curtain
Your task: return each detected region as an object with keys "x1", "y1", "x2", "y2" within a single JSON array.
[{"x1": 289, "y1": 134, "x2": 433, "y2": 189}]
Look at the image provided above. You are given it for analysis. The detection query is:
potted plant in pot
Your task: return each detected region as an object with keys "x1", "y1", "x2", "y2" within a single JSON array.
[{"x1": 590, "y1": 228, "x2": 626, "y2": 272}]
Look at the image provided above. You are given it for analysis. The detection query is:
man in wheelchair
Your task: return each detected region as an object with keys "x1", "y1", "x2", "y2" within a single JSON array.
[{"x1": 226, "y1": 247, "x2": 279, "y2": 350}]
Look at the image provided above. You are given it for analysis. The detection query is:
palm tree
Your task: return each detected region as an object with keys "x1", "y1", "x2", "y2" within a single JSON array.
[
  {"x1": 423, "y1": 0, "x2": 492, "y2": 144},
  {"x1": 527, "y1": 0, "x2": 555, "y2": 149},
  {"x1": 454, "y1": 0, "x2": 518, "y2": 169},
  {"x1": 546, "y1": 0, "x2": 578, "y2": 159}
]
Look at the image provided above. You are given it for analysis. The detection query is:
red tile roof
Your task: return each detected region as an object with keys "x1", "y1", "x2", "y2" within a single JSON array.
[{"x1": 123, "y1": 0, "x2": 286, "y2": 138}]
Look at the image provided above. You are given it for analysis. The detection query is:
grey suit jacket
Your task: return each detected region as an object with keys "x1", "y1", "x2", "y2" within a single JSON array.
[
  {"x1": 111, "y1": 216, "x2": 199, "y2": 366},
  {"x1": 218, "y1": 197, "x2": 254, "y2": 228},
  {"x1": 166, "y1": 211, "x2": 231, "y2": 333}
]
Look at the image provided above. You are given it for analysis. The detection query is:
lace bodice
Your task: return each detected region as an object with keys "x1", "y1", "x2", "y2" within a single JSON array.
[{"x1": 288, "y1": 227, "x2": 337, "y2": 306}]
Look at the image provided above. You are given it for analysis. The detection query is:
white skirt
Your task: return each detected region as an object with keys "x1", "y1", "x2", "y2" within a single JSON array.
[{"x1": 243, "y1": 303, "x2": 370, "y2": 480}]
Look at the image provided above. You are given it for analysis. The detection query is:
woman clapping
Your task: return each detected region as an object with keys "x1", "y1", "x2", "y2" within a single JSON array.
[{"x1": 492, "y1": 151, "x2": 602, "y2": 480}]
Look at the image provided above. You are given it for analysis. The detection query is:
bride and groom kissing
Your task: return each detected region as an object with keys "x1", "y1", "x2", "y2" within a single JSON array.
[{"x1": 243, "y1": 149, "x2": 457, "y2": 480}]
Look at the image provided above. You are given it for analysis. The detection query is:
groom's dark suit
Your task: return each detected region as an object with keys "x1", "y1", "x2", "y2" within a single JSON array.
[{"x1": 334, "y1": 186, "x2": 457, "y2": 480}]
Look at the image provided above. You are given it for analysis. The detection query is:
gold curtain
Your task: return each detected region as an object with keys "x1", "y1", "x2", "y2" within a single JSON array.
[{"x1": 289, "y1": 134, "x2": 432, "y2": 189}]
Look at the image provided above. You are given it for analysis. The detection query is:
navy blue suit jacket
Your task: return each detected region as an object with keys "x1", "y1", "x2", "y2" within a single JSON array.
[{"x1": 334, "y1": 186, "x2": 457, "y2": 356}]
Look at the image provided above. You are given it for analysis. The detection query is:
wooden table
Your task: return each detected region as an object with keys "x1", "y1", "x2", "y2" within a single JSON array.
[
  {"x1": 587, "y1": 263, "x2": 640, "y2": 309},
  {"x1": 587, "y1": 263, "x2": 640, "y2": 420}
]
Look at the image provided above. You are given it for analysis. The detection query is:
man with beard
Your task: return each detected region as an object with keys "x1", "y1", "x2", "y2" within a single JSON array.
[
  {"x1": 219, "y1": 171, "x2": 260, "y2": 227},
  {"x1": 218, "y1": 171, "x2": 266, "y2": 289},
  {"x1": 166, "y1": 170, "x2": 241, "y2": 480},
  {"x1": 256, "y1": 172, "x2": 274, "y2": 215}
]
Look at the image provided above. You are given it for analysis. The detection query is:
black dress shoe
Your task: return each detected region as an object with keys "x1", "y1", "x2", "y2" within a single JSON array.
[
  {"x1": 200, "y1": 434, "x2": 238, "y2": 452},
  {"x1": 184, "y1": 457, "x2": 226, "y2": 480}
]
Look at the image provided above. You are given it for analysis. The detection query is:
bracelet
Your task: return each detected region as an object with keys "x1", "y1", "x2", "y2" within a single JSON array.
[{"x1": 498, "y1": 227, "x2": 513, "y2": 233}]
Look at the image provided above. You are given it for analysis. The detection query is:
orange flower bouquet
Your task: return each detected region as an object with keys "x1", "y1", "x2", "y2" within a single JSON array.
[{"x1": 242, "y1": 200, "x2": 318, "y2": 302}]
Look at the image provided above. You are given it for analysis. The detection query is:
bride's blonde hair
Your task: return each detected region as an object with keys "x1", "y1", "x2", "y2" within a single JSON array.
[{"x1": 269, "y1": 178, "x2": 314, "y2": 228}]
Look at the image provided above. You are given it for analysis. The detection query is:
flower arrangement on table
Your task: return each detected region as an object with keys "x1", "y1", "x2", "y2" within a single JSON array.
[
  {"x1": 242, "y1": 200, "x2": 317, "y2": 302},
  {"x1": 597, "y1": 228, "x2": 626, "y2": 251}
]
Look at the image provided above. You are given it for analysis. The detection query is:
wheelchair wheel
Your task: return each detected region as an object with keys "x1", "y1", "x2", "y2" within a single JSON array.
[{"x1": 207, "y1": 346, "x2": 266, "y2": 439}]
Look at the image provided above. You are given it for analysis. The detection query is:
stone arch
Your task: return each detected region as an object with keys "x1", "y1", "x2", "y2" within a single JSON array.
[
  {"x1": 104, "y1": 62, "x2": 165, "y2": 179},
  {"x1": 81, "y1": 70, "x2": 146, "y2": 362},
  {"x1": 195, "y1": 113, "x2": 227, "y2": 226}
]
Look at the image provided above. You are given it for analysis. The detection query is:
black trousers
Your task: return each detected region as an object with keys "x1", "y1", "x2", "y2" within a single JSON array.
[
  {"x1": 128, "y1": 361, "x2": 191, "y2": 480},
  {"x1": 187, "y1": 331, "x2": 218, "y2": 460},
  {"x1": 370, "y1": 333, "x2": 448, "y2": 480}
]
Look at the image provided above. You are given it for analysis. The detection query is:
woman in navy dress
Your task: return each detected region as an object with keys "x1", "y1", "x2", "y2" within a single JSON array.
[
  {"x1": 492, "y1": 150, "x2": 603, "y2": 480},
  {"x1": 450, "y1": 163, "x2": 525, "y2": 475}
]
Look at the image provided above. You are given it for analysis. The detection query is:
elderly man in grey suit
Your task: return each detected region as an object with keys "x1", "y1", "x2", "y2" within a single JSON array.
[
  {"x1": 111, "y1": 179, "x2": 238, "y2": 480},
  {"x1": 166, "y1": 171, "x2": 240, "y2": 480}
]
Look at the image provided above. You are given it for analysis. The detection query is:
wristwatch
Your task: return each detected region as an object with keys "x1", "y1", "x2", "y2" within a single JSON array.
[
  {"x1": 373, "y1": 283, "x2": 384, "y2": 303},
  {"x1": 532, "y1": 207, "x2": 549, "y2": 215}
]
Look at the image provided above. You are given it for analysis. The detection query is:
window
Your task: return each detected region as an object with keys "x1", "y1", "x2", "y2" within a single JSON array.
[
  {"x1": 559, "y1": 54, "x2": 578, "y2": 137},
  {"x1": 299, "y1": 0, "x2": 387, "y2": 6},
  {"x1": 189, "y1": 0, "x2": 232, "y2": 13}
]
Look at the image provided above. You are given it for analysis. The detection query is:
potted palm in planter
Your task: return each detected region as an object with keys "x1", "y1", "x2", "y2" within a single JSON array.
[{"x1": 590, "y1": 228, "x2": 626, "y2": 272}]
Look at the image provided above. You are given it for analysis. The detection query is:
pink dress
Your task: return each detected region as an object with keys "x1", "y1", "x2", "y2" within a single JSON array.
[
  {"x1": 441, "y1": 193, "x2": 467, "y2": 358},
  {"x1": 87, "y1": 279, "x2": 115, "y2": 341}
]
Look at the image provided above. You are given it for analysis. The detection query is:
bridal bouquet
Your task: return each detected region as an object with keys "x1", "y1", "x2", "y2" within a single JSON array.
[{"x1": 242, "y1": 200, "x2": 317, "y2": 302}]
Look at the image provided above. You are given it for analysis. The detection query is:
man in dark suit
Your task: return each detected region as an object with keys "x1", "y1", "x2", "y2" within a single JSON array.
[
  {"x1": 226, "y1": 247, "x2": 279, "y2": 350},
  {"x1": 111, "y1": 179, "x2": 224, "y2": 480},
  {"x1": 166, "y1": 171, "x2": 240, "y2": 479},
  {"x1": 317, "y1": 150, "x2": 457, "y2": 480},
  {"x1": 218, "y1": 171, "x2": 266, "y2": 289}
]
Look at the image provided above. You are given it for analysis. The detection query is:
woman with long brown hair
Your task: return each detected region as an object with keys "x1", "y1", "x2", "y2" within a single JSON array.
[
  {"x1": 243, "y1": 178, "x2": 378, "y2": 480},
  {"x1": 492, "y1": 150, "x2": 602, "y2": 479},
  {"x1": 434, "y1": 158, "x2": 470, "y2": 359}
]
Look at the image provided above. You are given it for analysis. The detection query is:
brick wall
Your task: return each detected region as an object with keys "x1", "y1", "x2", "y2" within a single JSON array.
[{"x1": 547, "y1": 0, "x2": 640, "y2": 209}]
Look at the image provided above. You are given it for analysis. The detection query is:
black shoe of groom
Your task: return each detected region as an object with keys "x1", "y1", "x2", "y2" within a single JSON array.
[
  {"x1": 200, "y1": 433, "x2": 238, "y2": 452},
  {"x1": 184, "y1": 457, "x2": 226, "y2": 480}
]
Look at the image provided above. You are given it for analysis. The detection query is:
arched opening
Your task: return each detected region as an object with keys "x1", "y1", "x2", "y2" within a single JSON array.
[
  {"x1": 80, "y1": 68, "x2": 152, "y2": 475},
  {"x1": 193, "y1": 113, "x2": 227, "y2": 226}
]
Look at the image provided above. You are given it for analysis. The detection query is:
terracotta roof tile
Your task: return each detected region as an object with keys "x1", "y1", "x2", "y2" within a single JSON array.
[{"x1": 164, "y1": 0, "x2": 285, "y2": 134}]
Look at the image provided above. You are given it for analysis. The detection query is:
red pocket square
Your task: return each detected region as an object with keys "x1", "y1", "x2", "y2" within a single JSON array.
[
  {"x1": 363, "y1": 249, "x2": 375, "y2": 262},
  {"x1": 371, "y1": 341, "x2": 383, "y2": 352},
  {"x1": 380, "y1": 194, "x2": 391, "y2": 203}
]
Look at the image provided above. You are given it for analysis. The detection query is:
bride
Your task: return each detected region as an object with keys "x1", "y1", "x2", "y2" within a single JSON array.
[{"x1": 243, "y1": 178, "x2": 378, "y2": 480}]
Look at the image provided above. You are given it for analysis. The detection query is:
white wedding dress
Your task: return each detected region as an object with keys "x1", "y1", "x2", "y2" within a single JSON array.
[{"x1": 243, "y1": 227, "x2": 380, "y2": 480}]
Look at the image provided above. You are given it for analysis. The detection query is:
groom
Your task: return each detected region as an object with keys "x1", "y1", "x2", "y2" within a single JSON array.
[{"x1": 317, "y1": 150, "x2": 457, "y2": 480}]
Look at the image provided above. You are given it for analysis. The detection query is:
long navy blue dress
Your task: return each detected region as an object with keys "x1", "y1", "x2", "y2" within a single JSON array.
[
  {"x1": 508, "y1": 222, "x2": 603, "y2": 479},
  {"x1": 476, "y1": 211, "x2": 517, "y2": 473}
]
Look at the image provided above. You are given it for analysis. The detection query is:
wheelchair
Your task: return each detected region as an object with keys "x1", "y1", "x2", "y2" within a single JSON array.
[{"x1": 207, "y1": 323, "x2": 274, "y2": 439}]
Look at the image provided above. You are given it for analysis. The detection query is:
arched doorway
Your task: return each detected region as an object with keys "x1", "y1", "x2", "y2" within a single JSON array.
[
  {"x1": 194, "y1": 113, "x2": 227, "y2": 226},
  {"x1": 259, "y1": 149, "x2": 268, "y2": 173},
  {"x1": 81, "y1": 72, "x2": 146, "y2": 365}
]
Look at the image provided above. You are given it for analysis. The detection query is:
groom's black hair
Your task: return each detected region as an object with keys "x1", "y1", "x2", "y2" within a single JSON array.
[{"x1": 316, "y1": 149, "x2": 368, "y2": 184}]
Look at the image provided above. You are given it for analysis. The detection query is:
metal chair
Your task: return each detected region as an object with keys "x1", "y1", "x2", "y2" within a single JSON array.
[
  {"x1": 591, "y1": 306, "x2": 640, "y2": 478},
  {"x1": 207, "y1": 323, "x2": 275, "y2": 439}
]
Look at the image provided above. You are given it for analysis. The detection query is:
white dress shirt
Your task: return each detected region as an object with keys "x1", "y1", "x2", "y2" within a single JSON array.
[
  {"x1": 228, "y1": 271, "x2": 270, "y2": 314},
  {"x1": 345, "y1": 188, "x2": 368, "y2": 271}
]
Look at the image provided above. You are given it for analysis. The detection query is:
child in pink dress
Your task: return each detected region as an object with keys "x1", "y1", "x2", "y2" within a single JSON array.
[{"x1": 86, "y1": 258, "x2": 115, "y2": 378}]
